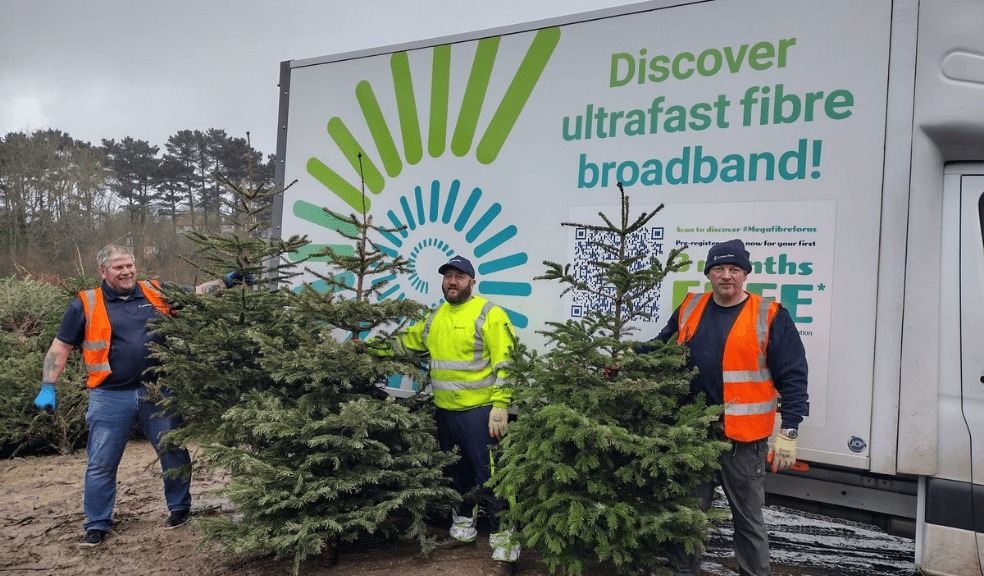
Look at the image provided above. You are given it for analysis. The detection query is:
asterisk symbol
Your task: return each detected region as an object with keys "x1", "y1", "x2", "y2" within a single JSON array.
[{"x1": 817, "y1": 283, "x2": 826, "y2": 291}]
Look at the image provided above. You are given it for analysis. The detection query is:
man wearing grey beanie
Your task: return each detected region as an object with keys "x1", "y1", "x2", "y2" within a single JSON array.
[{"x1": 654, "y1": 238, "x2": 809, "y2": 576}]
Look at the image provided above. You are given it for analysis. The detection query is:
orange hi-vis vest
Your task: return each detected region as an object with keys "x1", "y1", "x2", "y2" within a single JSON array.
[
  {"x1": 79, "y1": 280, "x2": 171, "y2": 389},
  {"x1": 677, "y1": 291, "x2": 780, "y2": 442}
]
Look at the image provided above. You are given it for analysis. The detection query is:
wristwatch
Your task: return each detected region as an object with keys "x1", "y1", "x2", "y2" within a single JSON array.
[{"x1": 780, "y1": 428, "x2": 799, "y2": 440}]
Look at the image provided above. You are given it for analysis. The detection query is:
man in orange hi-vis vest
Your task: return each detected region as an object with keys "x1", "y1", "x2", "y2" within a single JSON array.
[
  {"x1": 31, "y1": 244, "x2": 239, "y2": 549},
  {"x1": 655, "y1": 238, "x2": 809, "y2": 576}
]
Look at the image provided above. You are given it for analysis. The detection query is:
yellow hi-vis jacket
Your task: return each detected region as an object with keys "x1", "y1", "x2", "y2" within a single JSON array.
[{"x1": 399, "y1": 296, "x2": 514, "y2": 411}]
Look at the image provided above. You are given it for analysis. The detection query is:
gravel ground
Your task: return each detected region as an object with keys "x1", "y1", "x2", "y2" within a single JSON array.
[{"x1": 702, "y1": 495, "x2": 916, "y2": 576}]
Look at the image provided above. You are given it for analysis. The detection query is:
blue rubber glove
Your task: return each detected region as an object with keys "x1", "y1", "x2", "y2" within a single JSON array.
[
  {"x1": 34, "y1": 383, "x2": 57, "y2": 413},
  {"x1": 223, "y1": 271, "x2": 256, "y2": 288}
]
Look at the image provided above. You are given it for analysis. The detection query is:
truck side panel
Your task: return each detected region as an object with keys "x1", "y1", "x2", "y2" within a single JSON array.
[{"x1": 278, "y1": 0, "x2": 893, "y2": 469}]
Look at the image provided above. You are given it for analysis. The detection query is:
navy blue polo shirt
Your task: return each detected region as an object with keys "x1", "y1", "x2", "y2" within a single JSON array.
[{"x1": 56, "y1": 281, "x2": 167, "y2": 390}]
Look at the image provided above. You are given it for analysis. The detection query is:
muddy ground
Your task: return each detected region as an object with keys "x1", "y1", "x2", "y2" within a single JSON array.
[{"x1": 0, "y1": 441, "x2": 916, "y2": 575}]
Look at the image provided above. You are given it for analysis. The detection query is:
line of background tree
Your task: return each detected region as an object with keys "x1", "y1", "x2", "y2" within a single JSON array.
[{"x1": 0, "y1": 128, "x2": 274, "y2": 283}]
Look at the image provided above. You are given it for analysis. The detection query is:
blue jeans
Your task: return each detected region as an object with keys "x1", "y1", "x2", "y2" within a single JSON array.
[{"x1": 83, "y1": 386, "x2": 192, "y2": 532}]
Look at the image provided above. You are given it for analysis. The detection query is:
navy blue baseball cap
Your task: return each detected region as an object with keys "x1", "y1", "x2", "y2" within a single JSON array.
[{"x1": 438, "y1": 255, "x2": 475, "y2": 277}]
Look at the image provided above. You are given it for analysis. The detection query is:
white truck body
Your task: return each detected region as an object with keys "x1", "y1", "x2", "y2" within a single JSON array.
[{"x1": 273, "y1": 1, "x2": 984, "y2": 574}]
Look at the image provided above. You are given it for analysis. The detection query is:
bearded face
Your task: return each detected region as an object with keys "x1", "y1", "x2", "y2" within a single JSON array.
[{"x1": 442, "y1": 269, "x2": 475, "y2": 304}]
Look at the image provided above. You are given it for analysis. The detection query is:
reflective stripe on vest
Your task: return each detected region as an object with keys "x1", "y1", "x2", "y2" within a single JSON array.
[
  {"x1": 420, "y1": 310, "x2": 437, "y2": 345},
  {"x1": 80, "y1": 280, "x2": 170, "y2": 388},
  {"x1": 423, "y1": 297, "x2": 506, "y2": 410},
  {"x1": 424, "y1": 301, "x2": 495, "y2": 364},
  {"x1": 430, "y1": 359, "x2": 491, "y2": 371},
  {"x1": 79, "y1": 288, "x2": 112, "y2": 387},
  {"x1": 431, "y1": 374, "x2": 498, "y2": 391},
  {"x1": 677, "y1": 292, "x2": 780, "y2": 442},
  {"x1": 472, "y1": 301, "x2": 494, "y2": 360}
]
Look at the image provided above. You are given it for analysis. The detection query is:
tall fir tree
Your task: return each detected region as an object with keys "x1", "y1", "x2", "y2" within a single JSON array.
[
  {"x1": 152, "y1": 154, "x2": 457, "y2": 575},
  {"x1": 491, "y1": 183, "x2": 730, "y2": 575}
]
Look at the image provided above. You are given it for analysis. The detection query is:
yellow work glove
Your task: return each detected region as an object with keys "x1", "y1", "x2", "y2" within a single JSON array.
[
  {"x1": 489, "y1": 407, "x2": 509, "y2": 439},
  {"x1": 770, "y1": 430, "x2": 798, "y2": 473}
]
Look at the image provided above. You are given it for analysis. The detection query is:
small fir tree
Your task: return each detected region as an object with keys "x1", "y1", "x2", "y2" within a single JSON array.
[
  {"x1": 153, "y1": 154, "x2": 457, "y2": 575},
  {"x1": 0, "y1": 274, "x2": 89, "y2": 456},
  {"x1": 491, "y1": 183, "x2": 729, "y2": 576},
  {"x1": 152, "y1": 172, "x2": 306, "y2": 446}
]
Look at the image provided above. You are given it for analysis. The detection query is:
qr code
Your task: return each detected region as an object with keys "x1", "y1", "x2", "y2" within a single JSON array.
[{"x1": 569, "y1": 226, "x2": 665, "y2": 323}]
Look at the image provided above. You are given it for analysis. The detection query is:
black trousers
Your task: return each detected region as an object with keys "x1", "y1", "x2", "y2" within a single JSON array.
[{"x1": 436, "y1": 404, "x2": 506, "y2": 530}]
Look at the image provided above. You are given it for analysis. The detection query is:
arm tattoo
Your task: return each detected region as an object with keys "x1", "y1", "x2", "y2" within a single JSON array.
[{"x1": 42, "y1": 351, "x2": 62, "y2": 383}]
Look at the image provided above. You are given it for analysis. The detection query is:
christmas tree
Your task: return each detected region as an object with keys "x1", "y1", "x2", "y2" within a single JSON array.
[
  {"x1": 491, "y1": 183, "x2": 729, "y2": 575},
  {"x1": 152, "y1": 173, "x2": 305, "y2": 446},
  {"x1": 152, "y1": 154, "x2": 458, "y2": 575}
]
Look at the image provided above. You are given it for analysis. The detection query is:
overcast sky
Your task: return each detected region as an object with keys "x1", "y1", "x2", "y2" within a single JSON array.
[{"x1": 0, "y1": 0, "x2": 648, "y2": 156}]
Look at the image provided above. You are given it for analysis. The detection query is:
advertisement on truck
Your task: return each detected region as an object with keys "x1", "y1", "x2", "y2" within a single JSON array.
[
  {"x1": 275, "y1": 1, "x2": 984, "y2": 573},
  {"x1": 278, "y1": 0, "x2": 889, "y2": 468}
]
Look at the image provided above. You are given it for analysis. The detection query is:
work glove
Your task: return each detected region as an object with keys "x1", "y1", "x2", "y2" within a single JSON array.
[
  {"x1": 489, "y1": 407, "x2": 509, "y2": 439},
  {"x1": 34, "y1": 383, "x2": 57, "y2": 413},
  {"x1": 223, "y1": 270, "x2": 256, "y2": 288},
  {"x1": 770, "y1": 430, "x2": 798, "y2": 473}
]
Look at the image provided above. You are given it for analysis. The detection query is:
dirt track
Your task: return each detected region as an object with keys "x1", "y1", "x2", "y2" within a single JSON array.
[
  {"x1": 0, "y1": 441, "x2": 915, "y2": 575},
  {"x1": 0, "y1": 442, "x2": 543, "y2": 576}
]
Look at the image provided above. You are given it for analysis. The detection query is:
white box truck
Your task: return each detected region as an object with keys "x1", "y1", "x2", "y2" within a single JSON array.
[{"x1": 272, "y1": 1, "x2": 984, "y2": 574}]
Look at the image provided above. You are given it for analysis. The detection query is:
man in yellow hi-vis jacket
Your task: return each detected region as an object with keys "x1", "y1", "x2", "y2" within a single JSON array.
[{"x1": 397, "y1": 255, "x2": 519, "y2": 574}]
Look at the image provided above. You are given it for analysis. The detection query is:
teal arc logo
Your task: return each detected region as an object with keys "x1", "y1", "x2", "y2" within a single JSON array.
[
  {"x1": 373, "y1": 179, "x2": 531, "y2": 328},
  {"x1": 291, "y1": 27, "x2": 562, "y2": 330}
]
